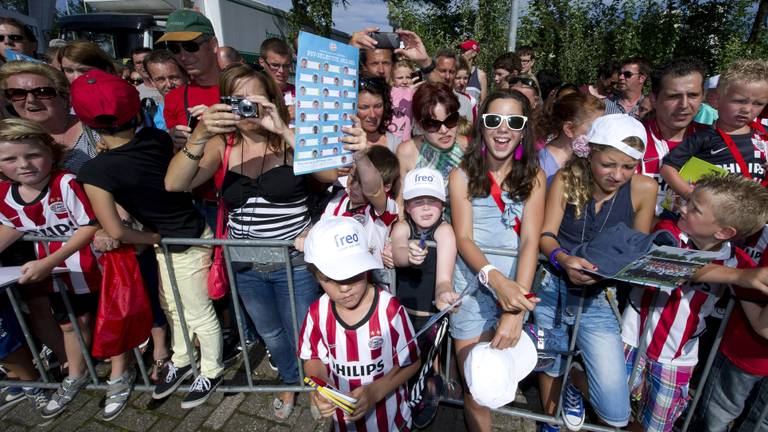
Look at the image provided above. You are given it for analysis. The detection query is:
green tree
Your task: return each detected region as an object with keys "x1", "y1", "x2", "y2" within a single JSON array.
[{"x1": 288, "y1": 0, "x2": 348, "y2": 38}]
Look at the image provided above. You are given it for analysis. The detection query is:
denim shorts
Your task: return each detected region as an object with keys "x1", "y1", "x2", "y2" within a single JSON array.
[
  {"x1": 449, "y1": 258, "x2": 500, "y2": 340},
  {"x1": 0, "y1": 301, "x2": 24, "y2": 360},
  {"x1": 532, "y1": 269, "x2": 630, "y2": 427}
]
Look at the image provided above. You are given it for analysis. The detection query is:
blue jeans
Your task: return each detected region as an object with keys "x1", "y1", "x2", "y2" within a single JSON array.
[
  {"x1": 532, "y1": 269, "x2": 630, "y2": 427},
  {"x1": 691, "y1": 351, "x2": 768, "y2": 432},
  {"x1": 235, "y1": 265, "x2": 320, "y2": 384}
]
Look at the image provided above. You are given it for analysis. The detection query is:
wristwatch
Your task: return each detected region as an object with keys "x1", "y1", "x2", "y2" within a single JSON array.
[{"x1": 478, "y1": 264, "x2": 498, "y2": 287}]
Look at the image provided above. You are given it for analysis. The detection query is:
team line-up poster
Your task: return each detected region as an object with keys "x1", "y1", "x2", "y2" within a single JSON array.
[{"x1": 293, "y1": 31, "x2": 359, "y2": 175}]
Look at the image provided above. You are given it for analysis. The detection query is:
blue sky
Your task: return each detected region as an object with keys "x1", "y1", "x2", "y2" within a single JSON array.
[{"x1": 259, "y1": 0, "x2": 391, "y2": 34}]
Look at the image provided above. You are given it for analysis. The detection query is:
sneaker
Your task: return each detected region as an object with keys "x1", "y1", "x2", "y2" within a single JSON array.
[
  {"x1": 180, "y1": 374, "x2": 222, "y2": 409},
  {"x1": 103, "y1": 368, "x2": 137, "y2": 421},
  {"x1": 267, "y1": 351, "x2": 278, "y2": 372},
  {"x1": 560, "y1": 382, "x2": 585, "y2": 431},
  {"x1": 538, "y1": 422, "x2": 561, "y2": 432},
  {"x1": 41, "y1": 374, "x2": 89, "y2": 419},
  {"x1": 412, "y1": 376, "x2": 443, "y2": 429},
  {"x1": 0, "y1": 386, "x2": 25, "y2": 412},
  {"x1": 24, "y1": 387, "x2": 49, "y2": 412},
  {"x1": 152, "y1": 362, "x2": 193, "y2": 400}
]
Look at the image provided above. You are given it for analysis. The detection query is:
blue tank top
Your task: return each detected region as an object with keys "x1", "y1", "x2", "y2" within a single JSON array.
[{"x1": 557, "y1": 178, "x2": 635, "y2": 252}]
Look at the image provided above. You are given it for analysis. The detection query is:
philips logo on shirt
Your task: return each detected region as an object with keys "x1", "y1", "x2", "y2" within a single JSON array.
[{"x1": 332, "y1": 359, "x2": 385, "y2": 378}]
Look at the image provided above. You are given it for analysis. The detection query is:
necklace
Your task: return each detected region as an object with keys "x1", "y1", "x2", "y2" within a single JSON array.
[{"x1": 580, "y1": 191, "x2": 618, "y2": 243}]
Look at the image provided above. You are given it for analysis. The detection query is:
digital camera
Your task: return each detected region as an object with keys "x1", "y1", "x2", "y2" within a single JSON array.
[{"x1": 221, "y1": 96, "x2": 259, "y2": 118}]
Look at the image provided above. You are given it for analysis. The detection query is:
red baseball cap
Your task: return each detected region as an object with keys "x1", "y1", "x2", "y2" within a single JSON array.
[
  {"x1": 459, "y1": 39, "x2": 480, "y2": 52},
  {"x1": 71, "y1": 69, "x2": 140, "y2": 129}
]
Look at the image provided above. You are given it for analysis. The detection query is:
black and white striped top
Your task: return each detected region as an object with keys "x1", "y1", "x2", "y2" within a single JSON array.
[{"x1": 221, "y1": 166, "x2": 310, "y2": 240}]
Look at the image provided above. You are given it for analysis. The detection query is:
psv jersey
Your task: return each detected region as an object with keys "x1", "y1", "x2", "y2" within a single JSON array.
[
  {"x1": 299, "y1": 288, "x2": 419, "y2": 432},
  {"x1": 0, "y1": 171, "x2": 101, "y2": 294}
]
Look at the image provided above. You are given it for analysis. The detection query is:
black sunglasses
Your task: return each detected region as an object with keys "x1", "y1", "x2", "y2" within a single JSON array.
[
  {"x1": 127, "y1": 78, "x2": 144, "y2": 85},
  {"x1": 0, "y1": 34, "x2": 24, "y2": 43},
  {"x1": 165, "y1": 37, "x2": 211, "y2": 54},
  {"x1": 507, "y1": 76, "x2": 539, "y2": 91},
  {"x1": 620, "y1": 71, "x2": 640, "y2": 79},
  {"x1": 422, "y1": 111, "x2": 460, "y2": 133},
  {"x1": 4, "y1": 86, "x2": 57, "y2": 102}
]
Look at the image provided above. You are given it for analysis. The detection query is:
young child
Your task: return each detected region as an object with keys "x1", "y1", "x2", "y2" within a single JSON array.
[
  {"x1": 622, "y1": 173, "x2": 768, "y2": 432},
  {"x1": 691, "y1": 252, "x2": 768, "y2": 432},
  {"x1": 72, "y1": 70, "x2": 223, "y2": 409},
  {"x1": 0, "y1": 118, "x2": 135, "y2": 421},
  {"x1": 391, "y1": 60, "x2": 415, "y2": 88},
  {"x1": 299, "y1": 216, "x2": 420, "y2": 431},
  {"x1": 323, "y1": 145, "x2": 400, "y2": 263},
  {"x1": 538, "y1": 113, "x2": 659, "y2": 431},
  {"x1": 454, "y1": 58, "x2": 478, "y2": 118},
  {"x1": 449, "y1": 89, "x2": 546, "y2": 430},
  {"x1": 661, "y1": 59, "x2": 768, "y2": 255}
]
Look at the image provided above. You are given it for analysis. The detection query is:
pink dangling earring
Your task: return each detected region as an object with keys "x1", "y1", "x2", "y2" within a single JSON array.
[
  {"x1": 481, "y1": 141, "x2": 487, "y2": 158},
  {"x1": 514, "y1": 145, "x2": 523, "y2": 160}
]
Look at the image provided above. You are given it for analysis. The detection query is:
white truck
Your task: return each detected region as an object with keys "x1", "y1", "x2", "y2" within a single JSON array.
[{"x1": 57, "y1": 0, "x2": 348, "y2": 61}]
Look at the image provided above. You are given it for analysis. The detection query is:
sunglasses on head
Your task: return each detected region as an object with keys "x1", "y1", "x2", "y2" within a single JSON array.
[
  {"x1": 507, "y1": 76, "x2": 538, "y2": 90},
  {"x1": 165, "y1": 37, "x2": 211, "y2": 54},
  {"x1": 127, "y1": 78, "x2": 144, "y2": 85},
  {"x1": 481, "y1": 113, "x2": 528, "y2": 130},
  {"x1": 0, "y1": 34, "x2": 24, "y2": 43},
  {"x1": 422, "y1": 111, "x2": 460, "y2": 133},
  {"x1": 4, "y1": 86, "x2": 57, "y2": 102}
]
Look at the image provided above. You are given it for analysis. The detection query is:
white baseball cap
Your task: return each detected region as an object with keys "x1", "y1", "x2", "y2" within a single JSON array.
[
  {"x1": 403, "y1": 167, "x2": 446, "y2": 202},
  {"x1": 705, "y1": 75, "x2": 720, "y2": 91},
  {"x1": 463, "y1": 333, "x2": 537, "y2": 409},
  {"x1": 587, "y1": 113, "x2": 646, "y2": 160},
  {"x1": 304, "y1": 217, "x2": 382, "y2": 280}
]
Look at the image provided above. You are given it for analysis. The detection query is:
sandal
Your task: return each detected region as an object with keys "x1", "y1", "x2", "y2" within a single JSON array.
[{"x1": 272, "y1": 396, "x2": 295, "y2": 420}]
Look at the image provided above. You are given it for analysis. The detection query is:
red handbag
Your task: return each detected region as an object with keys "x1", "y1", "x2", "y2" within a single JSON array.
[
  {"x1": 207, "y1": 135, "x2": 234, "y2": 300},
  {"x1": 92, "y1": 247, "x2": 153, "y2": 359}
]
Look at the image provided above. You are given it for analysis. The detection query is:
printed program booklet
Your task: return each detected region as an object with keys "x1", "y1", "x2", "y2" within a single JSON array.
[{"x1": 582, "y1": 245, "x2": 722, "y2": 289}]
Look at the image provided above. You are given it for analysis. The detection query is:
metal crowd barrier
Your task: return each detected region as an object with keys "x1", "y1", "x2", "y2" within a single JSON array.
[{"x1": 0, "y1": 234, "x2": 763, "y2": 432}]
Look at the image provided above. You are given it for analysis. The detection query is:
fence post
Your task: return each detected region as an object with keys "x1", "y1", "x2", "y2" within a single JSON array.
[
  {"x1": 222, "y1": 244, "x2": 254, "y2": 388},
  {"x1": 282, "y1": 247, "x2": 305, "y2": 385},
  {"x1": 554, "y1": 288, "x2": 586, "y2": 427}
]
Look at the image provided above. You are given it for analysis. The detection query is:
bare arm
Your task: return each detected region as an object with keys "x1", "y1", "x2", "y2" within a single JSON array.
[
  {"x1": 303, "y1": 359, "x2": 336, "y2": 418},
  {"x1": 740, "y1": 300, "x2": 768, "y2": 339},
  {"x1": 390, "y1": 221, "x2": 412, "y2": 267},
  {"x1": 83, "y1": 185, "x2": 161, "y2": 245},
  {"x1": 18, "y1": 224, "x2": 99, "y2": 284},
  {"x1": 348, "y1": 360, "x2": 421, "y2": 421},
  {"x1": 660, "y1": 164, "x2": 694, "y2": 200},
  {"x1": 631, "y1": 174, "x2": 659, "y2": 234},
  {"x1": 433, "y1": 222, "x2": 458, "y2": 310},
  {"x1": 0, "y1": 225, "x2": 23, "y2": 252},
  {"x1": 395, "y1": 138, "x2": 419, "y2": 217},
  {"x1": 515, "y1": 170, "x2": 546, "y2": 292}
]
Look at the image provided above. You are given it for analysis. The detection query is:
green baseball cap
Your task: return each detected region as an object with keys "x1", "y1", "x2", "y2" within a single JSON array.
[{"x1": 157, "y1": 9, "x2": 215, "y2": 43}]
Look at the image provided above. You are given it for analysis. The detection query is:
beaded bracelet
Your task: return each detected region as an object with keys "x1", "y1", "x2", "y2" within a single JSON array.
[{"x1": 181, "y1": 146, "x2": 203, "y2": 161}]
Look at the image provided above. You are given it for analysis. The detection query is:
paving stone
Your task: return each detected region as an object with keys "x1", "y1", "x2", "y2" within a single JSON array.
[
  {"x1": 223, "y1": 412, "x2": 262, "y2": 431},
  {"x1": 79, "y1": 421, "x2": 124, "y2": 432},
  {"x1": 107, "y1": 406, "x2": 159, "y2": 431},
  {"x1": 202, "y1": 392, "x2": 245, "y2": 430},
  {"x1": 147, "y1": 415, "x2": 182, "y2": 432},
  {"x1": 144, "y1": 394, "x2": 189, "y2": 419},
  {"x1": 173, "y1": 403, "x2": 214, "y2": 432},
  {"x1": 44, "y1": 394, "x2": 103, "y2": 432}
]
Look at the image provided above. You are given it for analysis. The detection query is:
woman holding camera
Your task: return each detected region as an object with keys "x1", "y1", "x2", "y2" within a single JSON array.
[{"x1": 165, "y1": 65, "x2": 353, "y2": 419}]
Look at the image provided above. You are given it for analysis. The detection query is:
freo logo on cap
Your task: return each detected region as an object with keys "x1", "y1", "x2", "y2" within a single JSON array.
[
  {"x1": 334, "y1": 231, "x2": 359, "y2": 250},
  {"x1": 415, "y1": 174, "x2": 434, "y2": 183}
]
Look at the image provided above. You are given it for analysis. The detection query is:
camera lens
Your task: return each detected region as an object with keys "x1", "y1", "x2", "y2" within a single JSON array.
[{"x1": 238, "y1": 99, "x2": 256, "y2": 118}]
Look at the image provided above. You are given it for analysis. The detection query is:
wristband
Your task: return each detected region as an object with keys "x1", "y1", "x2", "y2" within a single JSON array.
[
  {"x1": 418, "y1": 61, "x2": 436, "y2": 76},
  {"x1": 181, "y1": 146, "x2": 203, "y2": 161},
  {"x1": 549, "y1": 247, "x2": 569, "y2": 271},
  {"x1": 477, "y1": 264, "x2": 498, "y2": 287}
]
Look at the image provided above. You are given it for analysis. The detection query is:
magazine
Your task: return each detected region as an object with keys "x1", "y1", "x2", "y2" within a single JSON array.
[
  {"x1": 661, "y1": 156, "x2": 727, "y2": 213},
  {"x1": 582, "y1": 245, "x2": 721, "y2": 289}
]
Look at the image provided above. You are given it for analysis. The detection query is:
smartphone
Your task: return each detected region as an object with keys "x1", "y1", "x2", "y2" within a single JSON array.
[
  {"x1": 369, "y1": 32, "x2": 402, "y2": 49},
  {"x1": 187, "y1": 115, "x2": 199, "y2": 131}
]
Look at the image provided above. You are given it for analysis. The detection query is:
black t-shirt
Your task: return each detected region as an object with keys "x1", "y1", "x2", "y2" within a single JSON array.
[
  {"x1": 77, "y1": 128, "x2": 206, "y2": 249},
  {"x1": 663, "y1": 127, "x2": 767, "y2": 182}
]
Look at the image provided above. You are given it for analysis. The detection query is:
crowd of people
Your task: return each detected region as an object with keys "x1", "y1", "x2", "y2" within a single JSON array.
[{"x1": 1, "y1": 8, "x2": 768, "y2": 432}]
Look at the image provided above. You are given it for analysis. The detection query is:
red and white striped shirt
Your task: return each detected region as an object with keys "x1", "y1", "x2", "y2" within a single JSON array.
[
  {"x1": 621, "y1": 220, "x2": 754, "y2": 366},
  {"x1": 322, "y1": 191, "x2": 398, "y2": 264},
  {"x1": 298, "y1": 288, "x2": 419, "y2": 432},
  {"x1": 0, "y1": 171, "x2": 101, "y2": 294}
]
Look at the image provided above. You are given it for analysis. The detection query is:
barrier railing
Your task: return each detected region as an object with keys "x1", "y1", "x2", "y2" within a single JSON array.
[{"x1": 0, "y1": 234, "x2": 761, "y2": 431}]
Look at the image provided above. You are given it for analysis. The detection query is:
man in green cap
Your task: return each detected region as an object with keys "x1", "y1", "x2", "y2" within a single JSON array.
[
  {"x1": 155, "y1": 8, "x2": 226, "y2": 409},
  {"x1": 160, "y1": 9, "x2": 222, "y2": 150}
]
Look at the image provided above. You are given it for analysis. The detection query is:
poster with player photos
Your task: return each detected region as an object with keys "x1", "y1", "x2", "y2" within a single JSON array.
[{"x1": 293, "y1": 31, "x2": 359, "y2": 175}]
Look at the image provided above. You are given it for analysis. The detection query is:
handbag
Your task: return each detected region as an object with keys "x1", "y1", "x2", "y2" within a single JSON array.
[
  {"x1": 207, "y1": 134, "x2": 234, "y2": 300},
  {"x1": 91, "y1": 247, "x2": 153, "y2": 359}
]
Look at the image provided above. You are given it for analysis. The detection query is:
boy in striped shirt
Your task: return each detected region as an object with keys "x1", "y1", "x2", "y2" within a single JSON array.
[
  {"x1": 621, "y1": 174, "x2": 768, "y2": 432},
  {"x1": 299, "y1": 217, "x2": 420, "y2": 431}
]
